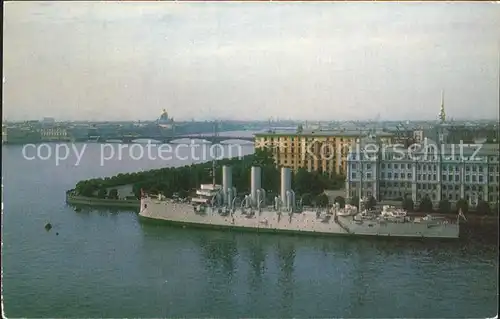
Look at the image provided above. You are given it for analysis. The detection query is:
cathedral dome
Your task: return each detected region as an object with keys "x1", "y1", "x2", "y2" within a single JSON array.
[
  {"x1": 158, "y1": 109, "x2": 174, "y2": 128},
  {"x1": 159, "y1": 109, "x2": 169, "y2": 121}
]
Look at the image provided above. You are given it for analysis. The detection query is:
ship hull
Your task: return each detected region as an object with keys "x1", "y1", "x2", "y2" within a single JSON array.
[
  {"x1": 344, "y1": 219, "x2": 458, "y2": 238},
  {"x1": 139, "y1": 198, "x2": 459, "y2": 239}
]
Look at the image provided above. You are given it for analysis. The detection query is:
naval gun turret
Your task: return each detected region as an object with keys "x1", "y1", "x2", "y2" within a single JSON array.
[{"x1": 281, "y1": 167, "x2": 295, "y2": 214}]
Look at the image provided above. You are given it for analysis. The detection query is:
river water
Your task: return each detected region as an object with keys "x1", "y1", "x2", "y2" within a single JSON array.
[{"x1": 2, "y1": 139, "x2": 498, "y2": 318}]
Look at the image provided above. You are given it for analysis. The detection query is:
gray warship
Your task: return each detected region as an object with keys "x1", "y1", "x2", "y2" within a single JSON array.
[{"x1": 139, "y1": 165, "x2": 463, "y2": 239}]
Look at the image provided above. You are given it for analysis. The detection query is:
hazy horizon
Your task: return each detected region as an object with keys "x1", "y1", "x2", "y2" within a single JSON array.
[{"x1": 3, "y1": 2, "x2": 500, "y2": 122}]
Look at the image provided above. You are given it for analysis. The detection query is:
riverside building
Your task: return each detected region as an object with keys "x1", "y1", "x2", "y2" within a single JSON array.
[
  {"x1": 254, "y1": 128, "x2": 393, "y2": 176},
  {"x1": 346, "y1": 136, "x2": 500, "y2": 208}
]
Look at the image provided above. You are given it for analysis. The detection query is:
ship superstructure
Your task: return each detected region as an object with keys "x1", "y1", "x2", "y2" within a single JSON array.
[{"x1": 140, "y1": 165, "x2": 462, "y2": 239}]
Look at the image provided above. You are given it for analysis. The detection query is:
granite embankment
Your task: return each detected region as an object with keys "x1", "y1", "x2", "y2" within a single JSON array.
[{"x1": 65, "y1": 191, "x2": 140, "y2": 209}]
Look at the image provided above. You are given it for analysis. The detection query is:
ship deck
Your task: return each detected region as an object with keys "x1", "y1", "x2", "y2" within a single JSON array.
[{"x1": 139, "y1": 198, "x2": 459, "y2": 239}]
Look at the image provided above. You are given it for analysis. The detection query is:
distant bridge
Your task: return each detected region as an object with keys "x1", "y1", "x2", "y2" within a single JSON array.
[{"x1": 100, "y1": 134, "x2": 255, "y2": 144}]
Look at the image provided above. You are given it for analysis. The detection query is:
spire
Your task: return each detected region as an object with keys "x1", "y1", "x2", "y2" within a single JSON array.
[{"x1": 438, "y1": 90, "x2": 446, "y2": 123}]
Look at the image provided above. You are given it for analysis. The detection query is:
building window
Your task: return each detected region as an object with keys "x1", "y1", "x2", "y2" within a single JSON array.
[
  {"x1": 388, "y1": 173, "x2": 392, "y2": 179},
  {"x1": 407, "y1": 173, "x2": 412, "y2": 179},
  {"x1": 394, "y1": 164, "x2": 399, "y2": 169},
  {"x1": 367, "y1": 173, "x2": 372, "y2": 179},
  {"x1": 479, "y1": 175, "x2": 483, "y2": 183},
  {"x1": 455, "y1": 175, "x2": 459, "y2": 182},
  {"x1": 394, "y1": 173, "x2": 399, "y2": 179}
]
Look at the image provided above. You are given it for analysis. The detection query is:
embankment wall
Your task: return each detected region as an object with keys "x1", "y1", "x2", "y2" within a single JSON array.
[{"x1": 66, "y1": 193, "x2": 140, "y2": 209}]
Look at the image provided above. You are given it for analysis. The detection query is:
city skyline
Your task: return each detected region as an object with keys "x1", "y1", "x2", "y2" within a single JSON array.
[{"x1": 3, "y1": 2, "x2": 500, "y2": 122}]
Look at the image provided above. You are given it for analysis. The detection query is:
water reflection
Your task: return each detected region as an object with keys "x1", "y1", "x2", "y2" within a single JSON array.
[
  {"x1": 135, "y1": 224, "x2": 497, "y2": 318},
  {"x1": 198, "y1": 232, "x2": 238, "y2": 278},
  {"x1": 276, "y1": 239, "x2": 296, "y2": 316},
  {"x1": 247, "y1": 236, "x2": 266, "y2": 281}
]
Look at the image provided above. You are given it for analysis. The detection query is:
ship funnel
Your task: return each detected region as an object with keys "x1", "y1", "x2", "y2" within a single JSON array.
[
  {"x1": 280, "y1": 167, "x2": 292, "y2": 204},
  {"x1": 250, "y1": 166, "x2": 262, "y2": 207},
  {"x1": 222, "y1": 165, "x2": 232, "y2": 205},
  {"x1": 286, "y1": 190, "x2": 296, "y2": 212}
]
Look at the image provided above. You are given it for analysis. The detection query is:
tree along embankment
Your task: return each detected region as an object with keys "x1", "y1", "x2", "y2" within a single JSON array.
[
  {"x1": 66, "y1": 191, "x2": 140, "y2": 209},
  {"x1": 68, "y1": 149, "x2": 346, "y2": 206}
]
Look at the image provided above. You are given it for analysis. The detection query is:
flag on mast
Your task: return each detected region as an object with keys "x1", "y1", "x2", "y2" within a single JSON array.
[{"x1": 458, "y1": 208, "x2": 467, "y2": 221}]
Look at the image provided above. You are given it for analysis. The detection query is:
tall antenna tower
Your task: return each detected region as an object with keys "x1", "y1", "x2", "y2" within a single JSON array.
[{"x1": 212, "y1": 120, "x2": 218, "y2": 187}]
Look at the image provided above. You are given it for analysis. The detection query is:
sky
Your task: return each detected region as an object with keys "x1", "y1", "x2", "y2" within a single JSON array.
[{"x1": 3, "y1": 2, "x2": 500, "y2": 122}]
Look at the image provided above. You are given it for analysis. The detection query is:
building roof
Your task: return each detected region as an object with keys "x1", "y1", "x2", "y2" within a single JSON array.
[{"x1": 348, "y1": 137, "x2": 499, "y2": 157}]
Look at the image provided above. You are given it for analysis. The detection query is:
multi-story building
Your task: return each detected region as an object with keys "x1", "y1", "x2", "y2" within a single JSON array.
[
  {"x1": 40, "y1": 125, "x2": 69, "y2": 141},
  {"x1": 346, "y1": 136, "x2": 500, "y2": 208},
  {"x1": 254, "y1": 128, "x2": 393, "y2": 176},
  {"x1": 445, "y1": 123, "x2": 499, "y2": 144},
  {"x1": 3, "y1": 126, "x2": 42, "y2": 144}
]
